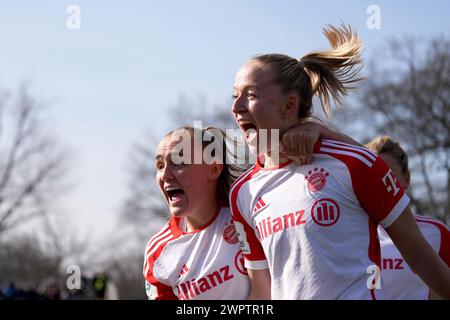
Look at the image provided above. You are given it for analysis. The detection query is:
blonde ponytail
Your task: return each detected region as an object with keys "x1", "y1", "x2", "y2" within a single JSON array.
[
  {"x1": 300, "y1": 23, "x2": 363, "y2": 116},
  {"x1": 251, "y1": 23, "x2": 363, "y2": 119}
]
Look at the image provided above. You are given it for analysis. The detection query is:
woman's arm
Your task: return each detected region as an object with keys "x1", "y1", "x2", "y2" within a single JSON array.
[
  {"x1": 247, "y1": 269, "x2": 271, "y2": 300},
  {"x1": 281, "y1": 121, "x2": 362, "y2": 165},
  {"x1": 315, "y1": 123, "x2": 363, "y2": 147},
  {"x1": 386, "y1": 207, "x2": 450, "y2": 299}
]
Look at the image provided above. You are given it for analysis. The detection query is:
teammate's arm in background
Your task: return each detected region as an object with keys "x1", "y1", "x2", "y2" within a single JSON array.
[
  {"x1": 247, "y1": 269, "x2": 271, "y2": 300},
  {"x1": 386, "y1": 207, "x2": 450, "y2": 299},
  {"x1": 427, "y1": 221, "x2": 450, "y2": 300}
]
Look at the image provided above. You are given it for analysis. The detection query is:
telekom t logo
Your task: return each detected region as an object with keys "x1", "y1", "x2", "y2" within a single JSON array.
[{"x1": 382, "y1": 169, "x2": 399, "y2": 196}]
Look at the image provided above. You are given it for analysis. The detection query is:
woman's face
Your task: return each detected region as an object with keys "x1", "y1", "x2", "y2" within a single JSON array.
[
  {"x1": 155, "y1": 132, "x2": 215, "y2": 218},
  {"x1": 232, "y1": 61, "x2": 289, "y2": 154}
]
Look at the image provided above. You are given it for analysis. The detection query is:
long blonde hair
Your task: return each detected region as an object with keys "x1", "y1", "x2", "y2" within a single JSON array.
[{"x1": 251, "y1": 23, "x2": 363, "y2": 118}]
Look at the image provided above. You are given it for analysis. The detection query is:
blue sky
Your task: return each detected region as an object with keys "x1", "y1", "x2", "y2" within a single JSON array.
[{"x1": 1, "y1": 1, "x2": 449, "y2": 239}]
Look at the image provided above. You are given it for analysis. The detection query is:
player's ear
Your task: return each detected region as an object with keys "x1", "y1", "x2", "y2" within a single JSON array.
[
  {"x1": 281, "y1": 94, "x2": 299, "y2": 119},
  {"x1": 402, "y1": 171, "x2": 411, "y2": 190},
  {"x1": 209, "y1": 163, "x2": 223, "y2": 180}
]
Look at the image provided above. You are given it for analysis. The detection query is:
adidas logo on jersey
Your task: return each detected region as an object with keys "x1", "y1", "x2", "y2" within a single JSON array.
[
  {"x1": 253, "y1": 197, "x2": 266, "y2": 214},
  {"x1": 177, "y1": 265, "x2": 234, "y2": 300},
  {"x1": 178, "y1": 264, "x2": 189, "y2": 278}
]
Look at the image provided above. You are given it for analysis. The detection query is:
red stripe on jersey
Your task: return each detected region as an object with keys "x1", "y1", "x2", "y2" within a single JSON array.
[
  {"x1": 144, "y1": 236, "x2": 178, "y2": 300},
  {"x1": 152, "y1": 281, "x2": 178, "y2": 300},
  {"x1": 231, "y1": 165, "x2": 255, "y2": 190},
  {"x1": 370, "y1": 288, "x2": 377, "y2": 300},
  {"x1": 368, "y1": 217, "x2": 381, "y2": 300},
  {"x1": 318, "y1": 140, "x2": 376, "y2": 168},
  {"x1": 145, "y1": 232, "x2": 174, "y2": 258},
  {"x1": 368, "y1": 218, "x2": 382, "y2": 266},
  {"x1": 229, "y1": 165, "x2": 267, "y2": 263},
  {"x1": 414, "y1": 216, "x2": 450, "y2": 266},
  {"x1": 316, "y1": 139, "x2": 406, "y2": 225},
  {"x1": 322, "y1": 139, "x2": 378, "y2": 159},
  {"x1": 146, "y1": 225, "x2": 171, "y2": 252}
]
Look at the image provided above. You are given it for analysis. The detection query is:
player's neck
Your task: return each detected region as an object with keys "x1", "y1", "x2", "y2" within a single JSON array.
[
  {"x1": 264, "y1": 151, "x2": 290, "y2": 169},
  {"x1": 185, "y1": 197, "x2": 221, "y2": 232}
]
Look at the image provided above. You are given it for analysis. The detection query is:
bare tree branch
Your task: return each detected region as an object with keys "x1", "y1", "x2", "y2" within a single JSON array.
[
  {"x1": 335, "y1": 36, "x2": 450, "y2": 223},
  {"x1": 0, "y1": 84, "x2": 69, "y2": 235}
]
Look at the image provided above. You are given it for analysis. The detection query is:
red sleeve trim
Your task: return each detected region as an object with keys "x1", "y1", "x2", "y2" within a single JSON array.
[
  {"x1": 379, "y1": 193, "x2": 410, "y2": 228},
  {"x1": 229, "y1": 165, "x2": 267, "y2": 263}
]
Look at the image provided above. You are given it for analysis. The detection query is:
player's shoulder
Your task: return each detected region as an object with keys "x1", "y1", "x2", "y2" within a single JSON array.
[
  {"x1": 144, "y1": 219, "x2": 179, "y2": 255},
  {"x1": 146, "y1": 221, "x2": 171, "y2": 245},
  {"x1": 143, "y1": 219, "x2": 181, "y2": 279},
  {"x1": 315, "y1": 138, "x2": 378, "y2": 170},
  {"x1": 229, "y1": 164, "x2": 258, "y2": 197}
]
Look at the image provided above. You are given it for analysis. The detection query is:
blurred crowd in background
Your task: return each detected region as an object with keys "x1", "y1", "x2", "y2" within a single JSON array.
[{"x1": 0, "y1": 273, "x2": 118, "y2": 300}]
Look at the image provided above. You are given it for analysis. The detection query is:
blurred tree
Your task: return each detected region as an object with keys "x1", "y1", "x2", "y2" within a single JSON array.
[
  {"x1": 0, "y1": 84, "x2": 68, "y2": 235},
  {"x1": 106, "y1": 254, "x2": 147, "y2": 300},
  {"x1": 333, "y1": 36, "x2": 450, "y2": 224},
  {"x1": 0, "y1": 201, "x2": 90, "y2": 294},
  {"x1": 0, "y1": 84, "x2": 92, "y2": 299},
  {"x1": 0, "y1": 234, "x2": 61, "y2": 289}
]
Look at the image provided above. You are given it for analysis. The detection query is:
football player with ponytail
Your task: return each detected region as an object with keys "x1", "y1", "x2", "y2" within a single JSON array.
[{"x1": 230, "y1": 23, "x2": 450, "y2": 299}]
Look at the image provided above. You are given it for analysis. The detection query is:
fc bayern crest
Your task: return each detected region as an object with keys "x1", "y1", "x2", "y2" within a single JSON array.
[
  {"x1": 305, "y1": 167, "x2": 329, "y2": 192},
  {"x1": 223, "y1": 223, "x2": 239, "y2": 244}
]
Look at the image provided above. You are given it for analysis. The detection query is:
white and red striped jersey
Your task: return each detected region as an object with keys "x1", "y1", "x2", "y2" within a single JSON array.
[
  {"x1": 143, "y1": 207, "x2": 250, "y2": 300},
  {"x1": 230, "y1": 139, "x2": 410, "y2": 300},
  {"x1": 378, "y1": 215, "x2": 450, "y2": 299}
]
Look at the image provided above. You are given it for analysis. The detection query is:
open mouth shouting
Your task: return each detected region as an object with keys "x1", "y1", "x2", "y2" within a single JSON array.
[
  {"x1": 238, "y1": 120, "x2": 258, "y2": 143},
  {"x1": 165, "y1": 186, "x2": 186, "y2": 206}
]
